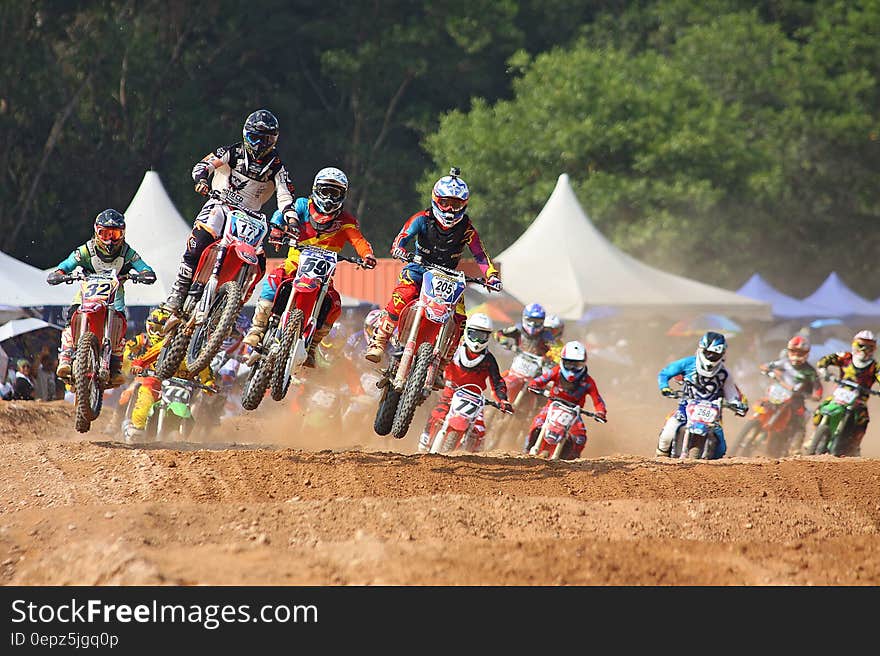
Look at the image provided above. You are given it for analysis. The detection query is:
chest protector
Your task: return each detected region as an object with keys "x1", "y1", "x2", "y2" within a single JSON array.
[
  {"x1": 416, "y1": 212, "x2": 471, "y2": 269},
  {"x1": 84, "y1": 241, "x2": 131, "y2": 274}
]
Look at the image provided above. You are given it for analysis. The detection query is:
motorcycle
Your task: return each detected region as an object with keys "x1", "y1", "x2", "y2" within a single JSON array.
[
  {"x1": 419, "y1": 383, "x2": 512, "y2": 454},
  {"x1": 483, "y1": 344, "x2": 546, "y2": 451},
  {"x1": 144, "y1": 376, "x2": 218, "y2": 442},
  {"x1": 58, "y1": 269, "x2": 150, "y2": 433},
  {"x1": 666, "y1": 389, "x2": 745, "y2": 459},
  {"x1": 527, "y1": 388, "x2": 606, "y2": 460},
  {"x1": 806, "y1": 375, "x2": 880, "y2": 457},
  {"x1": 241, "y1": 235, "x2": 367, "y2": 410},
  {"x1": 730, "y1": 369, "x2": 805, "y2": 457},
  {"x1": 155, "y1": 189, "x2": 268, "y2": 380},
  {"x1": 373, "y1": 251, "x2": 497, "y2": 440}
]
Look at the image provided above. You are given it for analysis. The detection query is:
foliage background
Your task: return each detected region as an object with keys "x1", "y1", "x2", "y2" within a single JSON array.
[{"x1": 2, "y1": 0, "x2": 878, "y2": 297}]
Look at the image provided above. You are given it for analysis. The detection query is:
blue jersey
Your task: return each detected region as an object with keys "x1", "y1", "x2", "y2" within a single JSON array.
[{"x1": 658, "y1": 355, "x2": 742, "y2": 403}]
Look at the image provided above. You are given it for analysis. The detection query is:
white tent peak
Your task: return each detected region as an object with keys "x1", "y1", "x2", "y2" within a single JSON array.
[
  {"x1": 121, "y1": 170, "x2": 194, "y2": 306},
  {"x1": 495, "y1": 173, "x2": 771, "y2": 321},
  {"x1": 0, "y1": 249, "x2": 72, "y2": 306}
]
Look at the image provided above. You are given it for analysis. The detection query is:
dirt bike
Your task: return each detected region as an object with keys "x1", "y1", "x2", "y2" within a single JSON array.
[
  {"x1": 144, "y1": 376, "x2": 218, "y2": 442},
  {"x1": 527, "y1": 388, "x2": 606, "y2": 460},
  {"x1": 156, "y1": 189, "x2": 267, "y2": 381},
  {"x1": 419, "y1": 383, "x2": 512, "y2": 454},
  {"x1": 665, "y1": 389, "x2": 746, "y2": 459},
  {"x1": 58, "y1": 269, "x2": 151, "y2": 433},
  {"x1": 373, "y1": 251, "x2": 497, "y2": 440},
  {"x1": 342, "y1": 370, "x2": 384, "y2": 434},
  {"x1": 806, "y1": 375, "x2": 880, "y2": 456},
  {"x1": 483, "y1": 343, "x2": 546, "y2": 450},
  {"x1": 731, "y1": 369, "x2": 807, "y2": 457},
  {"x1": 241, "y1": 234, "x2": 367, "y2": 410}
]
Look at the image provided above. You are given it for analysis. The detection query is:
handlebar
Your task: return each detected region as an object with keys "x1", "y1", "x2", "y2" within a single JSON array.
[
  {"x1": 268, "y1": 234, "x2": 371, "y2": 269},
  {"x1": 56, "y1": 271, "x2": 152, "y2": 284},
  {"x1": 826, "y1": 375, "x2": 880, "y2": 397},
  {"x1": 392, "y1": 250, "x2": 499, "y2": 290},
  {"x1": 145, "y1": 373, "x2": 218, "y2": 394},
  {"x1": 661, "y1": 387, "x2": 747, "y2": 414},
  {"x1": 526, "y1": 387, "x2": 607, "y2": 423}
]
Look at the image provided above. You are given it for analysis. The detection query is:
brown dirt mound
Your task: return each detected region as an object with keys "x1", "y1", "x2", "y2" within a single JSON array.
[{"x1": 1, "y1": 397, "x2": 879, "y2": 585}]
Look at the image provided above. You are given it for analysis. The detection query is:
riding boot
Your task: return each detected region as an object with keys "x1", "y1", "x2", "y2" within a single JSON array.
[
  {"x1": 163, "y1": 264, "x2": 194, "y2": 315},
  {"x1": 56, "y1": 349, "x2": 73, "y2": 379},
  {"x1": 365, "y1": 316, "x2": 396, "y2": 363},
  {"x1": 524, "y1": 427, "x2": 540, "y2": 454},
  {"x1": 108, "y1": 355, "x2": 125, "y2": 388},
  {"x1": 304, "y1": 325, "x2": 331, "y2": 369},
  {"x1": 243, "y1": 299, "x2": 273, "y2": 348}
]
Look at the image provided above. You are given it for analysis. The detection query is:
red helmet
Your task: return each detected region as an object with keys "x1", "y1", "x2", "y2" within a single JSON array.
[{"x1": 786, "y1": 335, "x2": 810, "y2": 365}]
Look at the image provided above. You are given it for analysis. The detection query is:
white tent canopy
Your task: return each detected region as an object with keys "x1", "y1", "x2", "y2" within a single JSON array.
[
  {"x1": 495, "y1": 174, "x2": 771, "y2": 321},
  {"x1": 0, "y1": 250, "x2": 73, "y2": 307},
  {"x1": 121, "y1": 170, "x2": 195, "y2": 306}
]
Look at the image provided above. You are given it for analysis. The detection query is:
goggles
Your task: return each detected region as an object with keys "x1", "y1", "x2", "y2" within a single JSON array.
[
  {"x1": 562, "y1": 359, "x2": 585, "y2": 371},
  {"x1": 315, "y1": 184, "x2": 345, "y2": 201},
  {"x1": 96, "y1": 227, "x2": 124, "y2": 242},
  {"x1": 244, "y1": 131, "x2": 277, "y2": 152},
  {"x1": 854, "y1": 341, "x2": 876, "y2": 353},
  {"x1": 435, "y1": 196, "x2": 466, "y2": 213},
  {"x1": 466, "y1": 328, "x2": 490, "y2": 345},
  {"x1": 701, "y1": 349, "x2": 724, "y2": 363}
]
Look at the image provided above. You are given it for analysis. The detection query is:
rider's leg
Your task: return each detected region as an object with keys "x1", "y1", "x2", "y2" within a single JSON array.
[
  {"x1": 244, "y1": 261, "x2": 292, "y2": 347},
  {"x1": 712, "y1": 426, "x2": 727, "y2": 459},
  {"x1": 420, "y1": 389, "x2": 452, "y2": 452},
  {"x1": 656, "y1": 415, "x2": 682, "y2": 457},
  {"x1": 469, "y1": 408, "x2": 487, "y2": 452},
  {"x1": 525, "y1": 404, "x2": 548, "y2": 453},
  {"x1": 164, "y1": 203, "x2": 224, "y2": 313},
  {"x1": 107, "y1": 309, "x2": 128, "y2": 388},
  {"x1": 125, "y1": 376, "x2": 161, "y2": 441},
  {"x1": 365, "y1": 270, "x2": 420, "y2": 363},
  {"x1": 846, "y1": 409, "x2": 870, "y2": 457},
  {"x1": 305, "y1": 286, "x2": 342, "y2": 368},
  {"x1": 564, "y1": 417, "x2": 587, "y2": 460},
  {"x1": 56, "y1": 302, "x2": 80, "y2": 378}
]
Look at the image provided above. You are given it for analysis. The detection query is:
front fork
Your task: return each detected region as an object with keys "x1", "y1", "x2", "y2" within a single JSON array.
[{"x1": 393, "y1": 305, "x2": 424, "y2": 390}]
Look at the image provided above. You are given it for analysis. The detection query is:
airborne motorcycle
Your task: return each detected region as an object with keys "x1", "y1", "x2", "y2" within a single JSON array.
[
  {"x1": 156, "y1": 189, "x2": 267, "y2": 380},
  {"x1": 373, "y1": 251, "x2": 496, "y2": 440},
  {"x1": 241, "y1": 235, "x2": 366, "y2": 410}
]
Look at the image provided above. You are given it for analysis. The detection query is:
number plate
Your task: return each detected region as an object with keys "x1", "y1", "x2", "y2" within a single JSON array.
[
  {"x1": 547, "y1": 402, "x2": 576, "y2": 427},
  {"x1": 832, "y1": 386, "x2": 858, "y2": 405},
  {"x1": 161, "y1": 382, "x2": 192, "y2": 405},
  {"x1": 511, "y1": 353, "x2": 542, "y2": 378},
  {"x1": 451, "y1": 389, "x2": 483, "y2": 418},
  {"x1": 296, "y1": 247, "x2": 338, "y2": 282},
  {"x1": 230, "y1": 210, "x2": 267, "y2": 246},
  {"x1": 687, "y1": 401, "x2": 718, "y2": 424},
  {"x1": 767, "y1": 383, "x2": 792, "y2": 404}
]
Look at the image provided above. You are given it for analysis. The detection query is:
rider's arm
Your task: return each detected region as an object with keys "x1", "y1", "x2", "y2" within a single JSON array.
[
  {"x1": 273, "y1": 164, "x2": 295, "y2": 215},
  {"x1": 464, "y1": 223, "x2": 499, "y2": 279},
  {"x1": 530, "y1": 365, "x2": 556, "y2": 390},
  {"x1": 658, "y1": 357, "x2": 689, "y2": 390},
  {"x1": 340, "y1": 217, "x2": 375, "y2": 259},
  {"x1": 815, "y1": 353, "x2": 840, "y2": 371},
  {"x1": 56, "y1": 245, "x2": 88, "y2": 274},
  {"x1": 191, "y1": 145, "x2": 231, "y2": 185},
  {"x1": 585, "y1": 375, "x2": 607, "y2": 415},
  {"x1": 722, "y1": 372, "x2": 745, "y2": 404},
  {"x1": 485, "y1": 353, "x2": 509, "y2": 402},
  {"x1": 390, "y1": 211, "x2": 426, "y2": 253},
  {"x1": 123, "y1": 246, "x2": 153, "y2": 274}
]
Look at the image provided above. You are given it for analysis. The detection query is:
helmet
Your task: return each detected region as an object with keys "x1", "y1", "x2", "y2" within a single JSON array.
[
  {"x1": 363, "y1": 309, "x2": 383, "y2": 342},
  {"x1": 93, "y1": 209, "x2": 126, "y2": 259},
  {"x1": 852, "y1": 329, "x2": 876, "y2": 367},
  {"x1": 545, "y1": 314, "x2": 564, "y2": 341},
  {"x1": 463, "y1": 312, "x2": 493, "y2": 354},
  {"x1": 522, "y1": 303, "x2": 546, "y2": 337},
  {"x1": 431, "y1": 168, "x2": 469, "y2": 228},
  {"x1": 696, "y1": 331, "x2": 727, "y2": 377},
  {"x1": 311, "y1": 167, "x2": 348, "y2": 217},
  {"x1": 242, "y1": 109, "x2": 279, "y2": 159},
  {"x1": 559, "y1": 341, "x2": 587, "y2": 382},
  {"x1": 786, "y1": 335, "x2": 810, "y2": 366},
  {"x1": 145, "y1": 307, "x2": 170, "y2": 346}
]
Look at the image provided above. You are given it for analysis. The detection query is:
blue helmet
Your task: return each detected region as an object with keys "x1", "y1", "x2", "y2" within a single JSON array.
[
  {"x1": 431, "y1": 168, "x2": 469, "y2": 228},
  {"x1": 696, "y1": 331, "x2": 727, "y2": 376},
  {"x1": 522, "y1": 303, "x2": 546, "y2": 337}
]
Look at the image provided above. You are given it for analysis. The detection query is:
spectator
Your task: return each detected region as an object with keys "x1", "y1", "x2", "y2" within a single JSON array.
[
  {"x1": 0, "y1": 368, "x2": 12, "y2": 400},
  {"x1": 34, "y1": 345, "x2": 57, "y2": 401},
  {"x1": 12, "y1": 359, "x2": 35, "y2": 400}
]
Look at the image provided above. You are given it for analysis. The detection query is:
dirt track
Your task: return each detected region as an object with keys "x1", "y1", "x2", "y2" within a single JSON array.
[{"x1": 2, "y1": 398, "x2": 880, "y2": 586}]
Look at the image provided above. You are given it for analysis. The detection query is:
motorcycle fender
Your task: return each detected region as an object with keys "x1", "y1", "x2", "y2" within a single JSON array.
[
  {"x1": 217, "y1": 246, "x2": 256, "y2": 286},
  {"x1": 448, "y1": 415, "x2": 470, "y2": 433},
  {"x1": 293, "y1": 287, "x2": 320, "y2": 320},
  {"x1": 544, "y1": 429, "x2": 566, "y2": 444},
  {"x1": 689, "y1": 423, "x2": 711, "y2": 436},
  {"x1": 167, "y1": 402, "x2": 193, "y2": 419}
]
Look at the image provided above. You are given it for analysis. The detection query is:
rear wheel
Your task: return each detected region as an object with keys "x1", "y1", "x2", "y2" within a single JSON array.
[
  {"x1": 391, "y1": 342, "x2": 433, "y2": 439},
  {"x1": 271, "y1": 309, "x2": 304, "y2": 401},
  {"x1": 185, "y1": 280, "x2": 241, "y2": 375},
  {"x1": 731, "y1": 419, "x2": 763, "y2": 457},
  {"x1": 74, "y1": 332, "x2": 102, "y2": 433}
]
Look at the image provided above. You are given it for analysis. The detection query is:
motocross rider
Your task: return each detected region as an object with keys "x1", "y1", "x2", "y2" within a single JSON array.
[
  {"x1": 494, "y1": 303, "x2": 555, "y2": 355},
  {"x1": 809, "y1": 330, "x2": 880, "y2": 456},
  {"x1": 162, "y1": 109, "x2": 296, "y2": 315},
  {"x1": 757, "y1": 335, "x2": 823, "y2": 448},
  {"x1": 525, "y1": 340, "x2": 607, "y2": 459},
  {"x1": 47, "y1": 209, "x2": 156, "y2": 386},
  {"x1": 656, "y1": 331, "x2": 747, "y2": 459},
  {"x1": 242, "y1": 166, "x2": 377, "y2": 367},
  {"x1": 542, "y1": 314, "x2": 566, "y2": 365},
  {"x1": 418, "y1": 313, "x2": 513, "y2": 452},
  {"x1": 364, "y1": 168, "x2": 502, "y2": 363}
]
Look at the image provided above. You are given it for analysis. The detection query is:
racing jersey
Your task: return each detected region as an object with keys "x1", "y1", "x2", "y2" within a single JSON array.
[
  {"x1": 192, "y1": 142, "x2": 294, "y2": 214},
  {"x1": 816, "y1": 352, "x2": 880, "y2": 403},
  {"x1": 442, "y1": 347, "x2": 509, "y2": 402},
  {"x1": 530, "y1": 365, "x2": 606, "y2": 413},
  {"x1": 269, "y1": 198, "x2": 374, "y2": 264},
  {"x1": 658, "y1": 356, "x2": 743, "y2": 404}
]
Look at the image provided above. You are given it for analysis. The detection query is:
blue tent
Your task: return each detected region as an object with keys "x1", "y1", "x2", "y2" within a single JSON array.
[
  {"x1": 736, "y1": 273, "x2": 831, "y2": 319},
  {"x1": 802, "y1": 272, "x2": 880, "y2": 319}
]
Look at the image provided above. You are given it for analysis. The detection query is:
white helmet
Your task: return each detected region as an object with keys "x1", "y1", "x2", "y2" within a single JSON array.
[
  {"x1": 312, "y1": 166, "x2": 348, "y2": 216},
  {"x1": 852, "y1": 329, "x2": 877, "y2": 368},
  {"x1": 559, "y1": 340, "x2": 587, "y2": 382},
  {"x1": 463, "y1": 312, "x2": 493, "y2": 354}
]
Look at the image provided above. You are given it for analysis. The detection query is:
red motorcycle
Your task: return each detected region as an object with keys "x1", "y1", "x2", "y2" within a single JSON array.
[
  {"x1": 372, "y1": 251, "x2": 497, "y2": 440},
  {"x1": 730, "y1": 370, "x2": 805, "y2": 457},
  {"x1": 420, "y1": 383, "x2": 513, "y2": 454},
  {"x1": 527, "y1": 388, "x2": 606, "y2": 460},
  {"x1": 156, "y1": 190, "x2": 268, "y2": 379},
  {"x1": 58, "y1": 269, "x2": 151, "y2": 433},
  {"x1": 483, "y1": 343, "x2": 547, "y2": 450},
  {"x1": 241, "y1": 235, "x2": 367, "y2": 410}
]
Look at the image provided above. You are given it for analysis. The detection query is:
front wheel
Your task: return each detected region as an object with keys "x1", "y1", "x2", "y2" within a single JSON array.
[
  {"x1": 807, "y1": 421, "x2": 831, "y2": 455},
  {"x1": 241, "y1": 358, "x2": 271, "y2": 411},
  {"x1": 374, "y1": 387, "x2": 401, "y2": 436},
  {"x1": 731, "y1": 418, "x2": 763, "y2": 457},
  {"x1": 154, "y1": 326, "x2": 190, "y2": 380},
  {"x1": 270, "y1": 309, "x2": 304, "y2": 402},
  {"x1": 391, "y1": 342, "x2": 434, "y2": 439},
  {"x1": 74, "y1": 332, "x2": 102, "y2": 433},
  {"x1": 185, "y1": 280, "x2": 241, "y2": 375}
]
